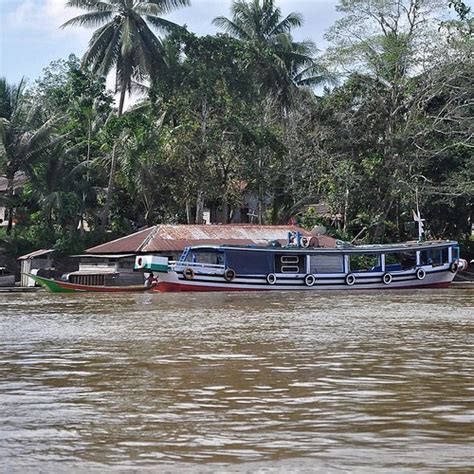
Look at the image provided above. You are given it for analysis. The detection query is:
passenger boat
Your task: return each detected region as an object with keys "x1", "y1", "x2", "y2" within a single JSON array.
[
  {"x1": 134, "y1": 233, "x2": 467, "y2": 292},
  {"x1": 27, "y1": 273, "x2": 154, "y2": 293}
]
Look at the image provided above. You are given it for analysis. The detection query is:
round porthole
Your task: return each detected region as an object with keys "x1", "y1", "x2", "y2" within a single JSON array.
[
  {"x1": 266, "y1": 273, "x2": 277, "y2": 285},
  {"x1": 416, "y1": 268, "x2": 426, "y2": 280},
  {"x1": 224, "y1": 268, "x2": 236, "y2": 282},
  {"x1": 383, "y1": 272, "x2": 392, "y2": 285},
  {"x1": 345, "y1": 274, "x2": 356, "y2": 286},
  {"x1": 304, "y1": 274, "x2": 316, "y2": 286}
]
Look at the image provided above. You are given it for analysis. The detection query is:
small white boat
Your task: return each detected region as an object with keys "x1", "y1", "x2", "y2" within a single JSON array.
[{"x1": 135, "y1": 234, "x2": 467, "y2": 292}]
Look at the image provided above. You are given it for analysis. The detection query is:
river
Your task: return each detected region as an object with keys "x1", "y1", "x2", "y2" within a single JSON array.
[{"x1": 1, "y1": 289, "x2": 473, "y2": 472}]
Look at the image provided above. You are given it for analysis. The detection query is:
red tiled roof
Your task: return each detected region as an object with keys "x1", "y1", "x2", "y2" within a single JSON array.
[{"x1": 86, "y1": 224, "x2": 337, "y2": 254}]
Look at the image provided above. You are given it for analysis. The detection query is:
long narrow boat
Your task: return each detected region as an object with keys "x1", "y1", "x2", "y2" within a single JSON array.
[
  {"x1": 28, "y1": 273, "x2": 154, "y2": 293},
  {"x1": 135, "y1": 233, "x2": 468, "y2": 292}
]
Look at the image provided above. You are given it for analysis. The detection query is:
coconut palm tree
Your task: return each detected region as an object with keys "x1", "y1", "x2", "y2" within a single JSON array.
[
  {"x1": 62, "y1": 0, "x2": 190, "y2": 227},
  {"x1": 213, "y1": 0, "x2": 303, "y2": 47},
  {"x1": 62, "y1": 0, "x2": 191, "y2": 117},
  {"x1": 213, "y1": 0, "x2": 325, "y2": 104}
]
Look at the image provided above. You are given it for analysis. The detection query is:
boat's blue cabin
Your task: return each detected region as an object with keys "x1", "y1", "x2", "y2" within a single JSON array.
[{"x1": 178, "y1": 242, "x2": 459, "y2": 276}]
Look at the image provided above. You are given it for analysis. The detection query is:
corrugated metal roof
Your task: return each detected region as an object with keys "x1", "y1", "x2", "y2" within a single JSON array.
[
  {"x1": 71, "y1": 254, "x2": 136, "y2": 259},
  {"x1": 85, "y1": 224, "x2": 336, "y2": 254},
  {"x1": 18, "y1": 249, "x2": 54, "y2": 260},
  {"x1": 86, "y1": 227, "x2": 154, "y2": 254}
]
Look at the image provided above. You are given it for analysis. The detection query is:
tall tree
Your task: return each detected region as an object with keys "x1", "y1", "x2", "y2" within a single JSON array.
[
  {"x1": 213, "y1": 0, "x2": 316, "y2": 100},
  {"x1": 62, "y1": 0, "x2": 190, "y2": 227},
  {"x1": 213, "y1": 1, "x2": 335, "y2": 224},
  {"x1": 323, "y1": 0, "x2": 457, "y2": 239},
  {"x1": 62, "y1": 0, "x2": 190, "y2": 116}
]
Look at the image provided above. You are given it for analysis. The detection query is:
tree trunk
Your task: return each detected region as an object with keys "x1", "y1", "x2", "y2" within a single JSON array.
[
  {"x1": 186, "y1": 200, "x2": 193, "y2": 224},
  {"x1": 100, "y1": 143, "x2": 118, "y2": 229},
  {"x1": 258, "y1": 182, "x2": 264, "y2": 225},
  {"x1": 5, "y1": 171, "x2": 16, "y2": 234},
  {"x1": 222, "y1": 199, "x2": 229, "y2": 224},
  {"x1": 117, "y1": 87, "x2": 126, "y2": 118},
  {"x1": 100, "y1": 88, "x2": 126, "y2": 229},
  {"x1": 80, "y1": 116, "x2": 92, "y2": 236},
  {"x1": 343, "y1": 186, "x2": 349, "y2": 232},
  {"x1": 195, "y1": 190, "x2": 204, "y2": 224}
]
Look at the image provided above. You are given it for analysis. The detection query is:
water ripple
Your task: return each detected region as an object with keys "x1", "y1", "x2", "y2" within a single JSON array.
[{"x1": 1, "y1": 289, "x2": 473, "y2": 471}]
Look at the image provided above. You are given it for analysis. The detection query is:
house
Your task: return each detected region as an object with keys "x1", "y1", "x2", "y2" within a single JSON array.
[{"x1": 18, "y1": 249, "x2": 55, "y2": 287}]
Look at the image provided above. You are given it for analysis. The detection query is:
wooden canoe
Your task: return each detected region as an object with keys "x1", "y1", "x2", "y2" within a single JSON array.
[{"x1": 27, "y1": 274, "x2": 154, "y2": 293}]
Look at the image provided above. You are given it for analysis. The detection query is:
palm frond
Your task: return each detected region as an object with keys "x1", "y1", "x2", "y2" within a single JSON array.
[
  {"x1": 145, "y1": 14, "x2": 187, "y2": 34},
  {"x1": 212, "y1": 16, "x2": 251, "y2": 41},
  {"x1": 271, "y1": 12, "x2": 303, "y2": 36},
  {"x1": 65, "y1": 0, "x2": 114, "y2": 12},
  {"x1": 82, "y1": 21, "x2": 120, "y2": 72},
  {"x1": 263, "y1": 6, "x2": 282, "y2": 37},
  {"x1": 137, "y1": 0, "x2": 190, "y2": 16},
  {"x1": 61, "y1": 10, "x2": 114, "y2": 28}
]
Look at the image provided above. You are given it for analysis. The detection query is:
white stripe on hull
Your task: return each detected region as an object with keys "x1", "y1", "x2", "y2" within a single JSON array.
[{"x1": 156, "y1": 266, "x2": 455, "y2": 291}]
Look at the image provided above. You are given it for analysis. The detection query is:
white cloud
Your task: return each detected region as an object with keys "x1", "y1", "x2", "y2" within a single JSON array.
[{"x1": 5, "y1": 0, "x2": 90, "y2": 41}]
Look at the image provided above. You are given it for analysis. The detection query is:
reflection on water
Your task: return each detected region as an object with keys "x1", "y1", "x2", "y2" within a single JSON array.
[{"x1": 1, "y1": 289, "x2": 473, "y2": 471}]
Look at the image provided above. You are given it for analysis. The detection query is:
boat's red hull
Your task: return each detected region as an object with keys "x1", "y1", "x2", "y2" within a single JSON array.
[{"x1": 154, "y1": 280, "x2": 451, "y2": 292}]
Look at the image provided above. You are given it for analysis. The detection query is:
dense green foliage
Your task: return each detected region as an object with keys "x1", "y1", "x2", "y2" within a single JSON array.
[{"x1": 0, "y1": 0, "x2": 472, "y2": 259}]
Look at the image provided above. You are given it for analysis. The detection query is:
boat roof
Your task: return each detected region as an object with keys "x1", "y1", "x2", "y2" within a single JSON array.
[{"x1": 186, "y1": 240, "x2": 457, "y2": 254}]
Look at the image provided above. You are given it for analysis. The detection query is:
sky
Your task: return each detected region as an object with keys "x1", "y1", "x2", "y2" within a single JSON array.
[{"x1": 0, "y1": 0, "x2": 341, "y2": 86}]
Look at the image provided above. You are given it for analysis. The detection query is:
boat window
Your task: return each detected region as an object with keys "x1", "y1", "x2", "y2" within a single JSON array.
[
  {"x1": 188, "y1": 251, "x2": 224, "y2": 265},
  {"x1": 349, "y1": 254, "x2": 380, "y2": 272},
  {"x1": 275, "y1": 254, "x2": 304, "y2": 273},
  {"x1": 281, "y1": 265, "x2": 300, "y2": 273},
  {"x1": 420, "y1": 248, "x2": 448, "y2": 267},
  {"x1": 385, "y1": 252, "x2": 417, "y2": 271},
  {"x1": 309, "y1": 255, "x2": 344, "y2": 273},
  {"x1": 452, "y1": 246, "x2": 460, "y2": 260},
  {"x1": 225, "y1": 250, "x2": 273, "y2": 274}
]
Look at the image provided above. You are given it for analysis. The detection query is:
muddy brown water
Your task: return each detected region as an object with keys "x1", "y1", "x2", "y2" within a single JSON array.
[{"x1": 1, "y1": 289, "x2": 473, "y2": 472}]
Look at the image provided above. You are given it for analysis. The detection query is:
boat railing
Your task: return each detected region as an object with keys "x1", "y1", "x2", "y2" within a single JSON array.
[{"x1": 171, "y1": 261, "x2": 226, "y2": 273}]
